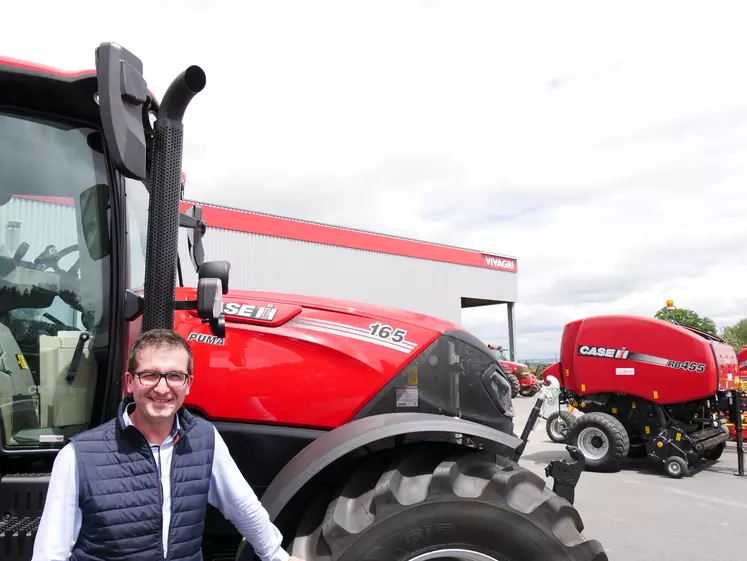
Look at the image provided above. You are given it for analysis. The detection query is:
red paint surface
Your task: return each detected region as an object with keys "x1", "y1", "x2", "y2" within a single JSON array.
[
  {"x1": 0, "y1": 56, "x2": 94, "y2": 78},
  {"x1": 173, "y1": 286, "x2": 452, "y2": 428},
  {"x1": 557, "y1": 315, "x2": 740, "y2": 403},
  {"x1": 181, "y1": 201, "x2": 517, "y2": 272}
]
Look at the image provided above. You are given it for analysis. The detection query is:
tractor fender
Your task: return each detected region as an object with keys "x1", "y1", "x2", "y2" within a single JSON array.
[{"x1": 259, "y1": 411, "x2": 523, "y2": 522}]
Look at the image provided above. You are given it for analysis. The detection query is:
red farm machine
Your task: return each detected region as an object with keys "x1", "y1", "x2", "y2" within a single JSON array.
[
  {"x1": 539, "y1": 313, "x2": 744, "y2": 478},
  {"x1": 487, "y1": 343, "x2": 541, "y2": 397},
  {"x1": 0, "y1": 44, "x2": 608, "y2": 560}
]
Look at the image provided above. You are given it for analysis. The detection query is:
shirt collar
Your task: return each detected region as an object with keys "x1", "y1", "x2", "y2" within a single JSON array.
[{"x1": 122, "y1": 401, "x2": 181, "y2": 442}]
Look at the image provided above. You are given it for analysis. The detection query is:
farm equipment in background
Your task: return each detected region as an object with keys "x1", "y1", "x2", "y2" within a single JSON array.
[
  {"x1": 726, "y1": 345, "x2": 747, "y2": 442},
  {"x1": 542, "y1": 313, "x2": 739, "y2": 478},
  {"x1": 0, "y1": 45, "x2": 608, "y2": 561},
  {"x1": 487, "y1": 343, "x2": 541, "y2": 397}
]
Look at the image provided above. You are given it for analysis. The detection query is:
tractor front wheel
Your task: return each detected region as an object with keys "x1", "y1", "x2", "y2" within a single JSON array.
[{"x1": 288, "y1": 443, "x2": 607, "y2": 561}]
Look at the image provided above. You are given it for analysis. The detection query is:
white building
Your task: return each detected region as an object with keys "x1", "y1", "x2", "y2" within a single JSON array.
[{"x1": 178, "y1": 199, "x2": 519, "y2": 355}]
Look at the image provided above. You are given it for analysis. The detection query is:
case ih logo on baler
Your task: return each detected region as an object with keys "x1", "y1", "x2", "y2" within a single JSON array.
[{"x1": 577, "y1": 345, "x2": 706, "y2": 373}]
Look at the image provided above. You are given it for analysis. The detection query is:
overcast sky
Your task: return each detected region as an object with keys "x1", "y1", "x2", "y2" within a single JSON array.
[{"x1": 4, "y1": 1, "x2": 747, "y2": 359}]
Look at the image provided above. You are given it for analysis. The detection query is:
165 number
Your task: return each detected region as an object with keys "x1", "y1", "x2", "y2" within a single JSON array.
[{"x1": 370, "y1": 322, "x2": 407, "y2": 343}]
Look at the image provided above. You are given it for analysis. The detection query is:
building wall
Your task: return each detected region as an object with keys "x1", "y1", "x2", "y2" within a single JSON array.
[{"x1": 178, "y1": 226, "x2": 518, "y2": 325}]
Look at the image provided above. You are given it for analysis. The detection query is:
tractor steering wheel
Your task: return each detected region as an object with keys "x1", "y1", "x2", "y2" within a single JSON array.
[{"x1": 33, "y1": 244, "x2": 80, "y2": 276}]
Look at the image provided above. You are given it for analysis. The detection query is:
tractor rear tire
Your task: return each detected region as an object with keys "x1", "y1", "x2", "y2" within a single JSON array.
[
  {"x1": 288, "y1": 443, "x2": 607, "y2": 561},
  {"x1": 565, "y1": 412, "x2": 630, "y2": 472},
  {"x1": 546, "y1": 411, "x2": 576, "y2": 443},
  {"x1": 506, "y1": 373, "x2": 520, "y2": 398}
]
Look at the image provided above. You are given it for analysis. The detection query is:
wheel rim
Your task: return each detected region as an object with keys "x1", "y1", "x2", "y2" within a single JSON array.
[
  {"x1": 576, "y1": 427, "x2": 609, "y2": 460},
  {"x1": 409, "y1": 549, "x2": 503, "y2": 561},
  {"x1": 550, "y1": 418, "x2": 567, "y2": 439},
  {"x1": 668, "y1": 461, "x2": 681, "y2": 475}
]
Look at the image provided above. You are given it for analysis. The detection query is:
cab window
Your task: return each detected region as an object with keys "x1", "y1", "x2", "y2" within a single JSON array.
[{"x1": 0, "y1": 108, "x2": 111, "y2": 448}]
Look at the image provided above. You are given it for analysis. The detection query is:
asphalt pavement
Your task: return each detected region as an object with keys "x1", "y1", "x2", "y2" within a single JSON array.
[{"x1": 510, "y1": 396, "x2": 747, "y2": 561}]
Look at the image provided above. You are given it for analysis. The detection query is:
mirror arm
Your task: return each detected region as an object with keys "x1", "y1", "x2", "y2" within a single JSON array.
[{"x1": 179, "y1": 212, "x2": 205, "y2": 231}]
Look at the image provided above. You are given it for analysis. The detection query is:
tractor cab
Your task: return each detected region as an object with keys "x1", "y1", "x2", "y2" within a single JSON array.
[{"x1": 0, "y1": 45, "x2": 224, "y2": 472}]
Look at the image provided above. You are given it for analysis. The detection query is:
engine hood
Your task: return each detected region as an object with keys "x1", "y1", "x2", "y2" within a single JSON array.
[{"x1": 175, "y1": 286, "x2": 464, "y2": 333}]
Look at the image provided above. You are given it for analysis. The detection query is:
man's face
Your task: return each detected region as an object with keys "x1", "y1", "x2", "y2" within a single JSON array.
[{"x1": 125, "y1": 345, "x2": 192, "y2": 424}]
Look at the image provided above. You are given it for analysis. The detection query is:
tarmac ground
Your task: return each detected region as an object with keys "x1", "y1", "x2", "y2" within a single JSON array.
[{"x1": 510, "y1": 395, "x2": 747, "y2": 561}]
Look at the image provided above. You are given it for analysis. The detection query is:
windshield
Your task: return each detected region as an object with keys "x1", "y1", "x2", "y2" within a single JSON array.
[
  {"x1": 0, "y1": 108, "x2": 111, "y2": 449},
  {"x1": 490, "y1": 348, "x2": 508, "y2": 362}
]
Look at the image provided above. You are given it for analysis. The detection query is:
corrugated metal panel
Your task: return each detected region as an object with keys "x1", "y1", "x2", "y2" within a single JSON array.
[
  {"x1": 178, "y1": 226, "x2": 517, "y2": 325},
  {"x1": 0, "y1": 198, "x2": 79, "y2": 324}
]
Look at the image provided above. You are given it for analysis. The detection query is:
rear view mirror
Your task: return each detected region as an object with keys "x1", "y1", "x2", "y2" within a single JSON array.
[
  {"x1": 95, "y1": 42, "x2": 148, "y2": 180},
  {"x1": 79, "y1": 184, "x2": 111, "y2": 260},
  {"x1": 197, "y1": 277, "x2": 225, "y2": 338},
  {"x1": 181, "y1": 205, "x2": 205, "y2": 272},
  {"x1": 199, "y1": 260, "x2": 230, "y2": 294}
]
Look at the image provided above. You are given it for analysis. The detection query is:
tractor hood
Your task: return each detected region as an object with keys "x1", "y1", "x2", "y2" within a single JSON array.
[{"x1": 176, "y1": 286, "x2": 465, "y2": 334}]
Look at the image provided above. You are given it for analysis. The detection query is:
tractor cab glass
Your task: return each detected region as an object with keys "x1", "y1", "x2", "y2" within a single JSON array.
[{"x1": 0, "y1": 108, "x2": 110, "y2": 449}]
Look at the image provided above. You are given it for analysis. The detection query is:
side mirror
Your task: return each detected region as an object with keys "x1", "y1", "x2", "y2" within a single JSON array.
[
  {"x1": 197, "y1": 277, "x2": 225, "y2": 338},
  {"x1": 79, "y1": 184, "x2": 111, "y2": 260},
  {"x1": 95, "y1": 42, "x2": 148, "y2": 180},
  {"x1": 199, "y1": 260, "x2": 230, "y2": 295},
  {"x1": 180, "y1": 205, "x2": 206, "y2": 272}
]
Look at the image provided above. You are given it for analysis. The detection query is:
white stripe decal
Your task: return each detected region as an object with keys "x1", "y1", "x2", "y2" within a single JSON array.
[
  {"x1": 292, "y1": 317, "x2": 418, "y2": 351},
  {"x1": 288, "y1": 319, "x2": 415, "y2": 353}
]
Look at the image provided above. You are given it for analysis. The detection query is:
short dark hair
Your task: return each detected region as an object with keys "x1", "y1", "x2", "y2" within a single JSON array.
[{"x1": 127, "y1": 328, "x2": 193, "y2": 375}]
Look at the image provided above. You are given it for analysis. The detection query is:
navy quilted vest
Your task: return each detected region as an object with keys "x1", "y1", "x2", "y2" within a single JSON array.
[{"x1": 69, "y1": 398, "x2": 215, "y2": 561}]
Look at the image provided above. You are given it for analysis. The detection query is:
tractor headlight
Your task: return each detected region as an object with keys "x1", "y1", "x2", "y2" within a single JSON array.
[{"x1": 482, "y1": 366, "x2": 514, "y2": 418}]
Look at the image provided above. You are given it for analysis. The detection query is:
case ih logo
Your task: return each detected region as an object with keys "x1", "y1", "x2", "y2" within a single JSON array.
[
  {"x1": 578, "y1": 345, "x2": 630, "y2": 359},
  {"x1": 483, "y1": 255, "x2": 516, "y2": 272},
  {"x1": 223, "y1": 302, "x2": 278, "y2": 321}
]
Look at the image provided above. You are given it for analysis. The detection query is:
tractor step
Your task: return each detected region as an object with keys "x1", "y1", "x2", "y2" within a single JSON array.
[{"x1": 0, "y1": 473, "x2": 50, "y2": 561}]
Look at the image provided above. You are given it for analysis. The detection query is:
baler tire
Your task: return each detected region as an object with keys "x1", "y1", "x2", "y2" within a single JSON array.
[
  {"x1": 546, "y1": 411, "x2": 576, "y2": 443},
  {"x1": 288, "y1": 443, "x2": 608, "y2": 561},
  {"x1": 565, "y1": 412, "x2": 630, "y2": 472},
  {"x1": 664, "y1": 456, "x2": 688, "y2": 478},
  {"x1": 506, "y1": 373, "x2": 520, "y2": 398}
]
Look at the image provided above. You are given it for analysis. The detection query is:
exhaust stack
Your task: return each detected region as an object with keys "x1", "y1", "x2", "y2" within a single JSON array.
[{"x1": 142, "y1": 66, "x2": 206, "y2": 333}]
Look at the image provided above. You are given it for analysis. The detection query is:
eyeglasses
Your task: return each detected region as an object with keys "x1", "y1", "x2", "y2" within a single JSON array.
[{"x1": 133, "y1": 370, "x2": 190, "y2": 387}]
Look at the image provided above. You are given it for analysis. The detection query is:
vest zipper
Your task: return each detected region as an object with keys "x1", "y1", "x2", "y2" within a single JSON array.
[{"x1": 167, "y1": 431, "x2": 181, "y2": 556}]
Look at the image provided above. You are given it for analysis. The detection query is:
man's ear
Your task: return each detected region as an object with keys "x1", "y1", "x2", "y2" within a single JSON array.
[{"x1": 124, "y1": 371, "x2": 134, "y2": 395}]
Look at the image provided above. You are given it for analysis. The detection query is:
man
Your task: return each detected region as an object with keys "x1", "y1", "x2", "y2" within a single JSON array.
[{"x1": 32, "y1": 328, "x2": 305, "y2": 561}]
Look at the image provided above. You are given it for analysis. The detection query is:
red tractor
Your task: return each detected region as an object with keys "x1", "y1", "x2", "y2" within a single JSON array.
[
  {"x1": 0, "y1": 44, "x2": 607, "y2": 560},
  {"x1": 486, "y1": 344, "x2": 540, "y2": 397},
  {"x1": 541, "y1": 314, "x2": 740, "y2": 478}
]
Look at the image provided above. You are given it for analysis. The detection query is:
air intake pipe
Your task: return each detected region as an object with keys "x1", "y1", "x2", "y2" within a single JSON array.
[{"x1": 142, "y1": 66, "x2": 206, "y2": 333}]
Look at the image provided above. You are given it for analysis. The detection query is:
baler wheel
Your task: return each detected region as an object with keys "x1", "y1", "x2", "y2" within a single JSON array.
[
  {"x1": 506, "y1": 373, "x2": 520, "y2": 398},
  {"x1": 664, "y1": 456, "x2": 688, "y2": 478},
  {"x1": 565, "y1": 412, "x2": 630, "y2": 472},
  {"x1": 288, "y1": 443, "x2": 608, "y2": 561},
  {"x1": 546, "y1": 411, "x2": 576, "y2": 443}
]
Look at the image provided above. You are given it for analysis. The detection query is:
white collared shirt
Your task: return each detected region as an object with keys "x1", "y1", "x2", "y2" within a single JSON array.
[{"x1": 31, "y1": 403, "x2": 289, "y2": 561}]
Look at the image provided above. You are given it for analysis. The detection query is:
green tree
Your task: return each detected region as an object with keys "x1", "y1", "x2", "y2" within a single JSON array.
[
  {"x1": 721, "y1": 318, "x2": 747, "y2": 351},
  {"x1": 654, "y1": 306, "x2": 718, "y2": 336}
]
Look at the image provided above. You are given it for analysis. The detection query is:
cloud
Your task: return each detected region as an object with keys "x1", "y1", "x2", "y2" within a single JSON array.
[{"x1": 3, "y1": 1, "x2": 747, "y2": 358}]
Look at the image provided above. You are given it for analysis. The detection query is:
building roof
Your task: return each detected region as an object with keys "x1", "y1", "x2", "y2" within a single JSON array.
[{"x1": 180, "y1": 199, "x2": 518, "y2": 273}]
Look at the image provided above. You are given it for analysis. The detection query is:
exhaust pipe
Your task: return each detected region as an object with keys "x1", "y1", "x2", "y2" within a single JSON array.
[{"x1": 142, "y1": 66, "x2": 206, "y2": 333}]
